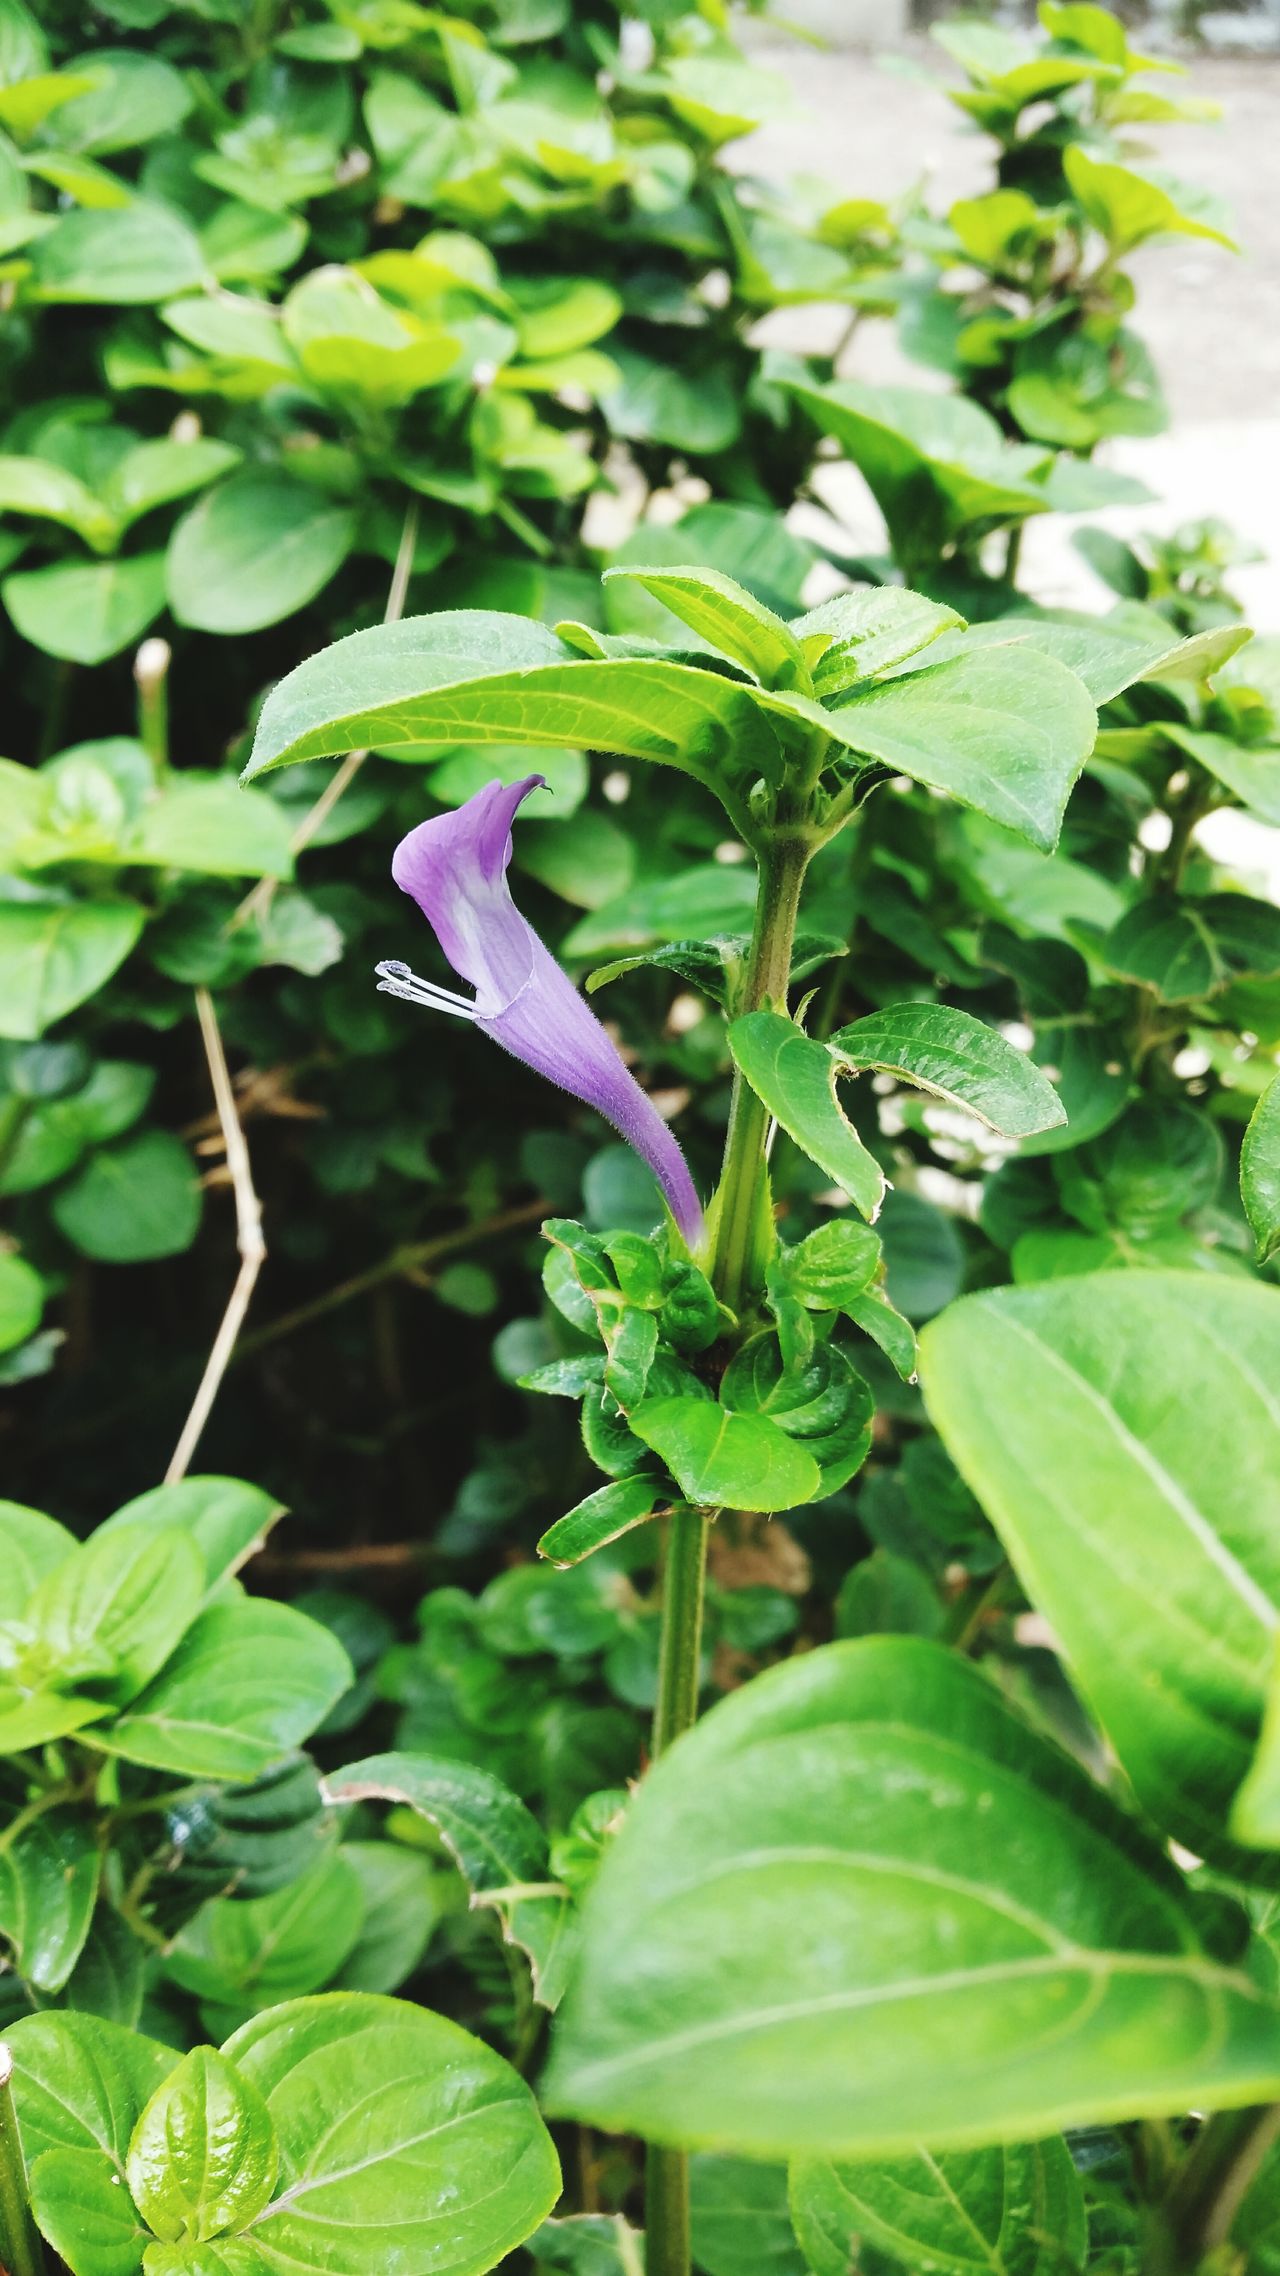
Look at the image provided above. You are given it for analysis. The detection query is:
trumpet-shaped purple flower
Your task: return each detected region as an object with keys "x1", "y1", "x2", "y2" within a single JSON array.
[{"x1": 378, "y1": 774, "x2": 704, "y2": 1247}]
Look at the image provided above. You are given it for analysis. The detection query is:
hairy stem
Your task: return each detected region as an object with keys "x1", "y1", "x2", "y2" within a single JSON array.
[
  {"x1": 0, "y1": 2044, "x2": 44, "y2": 2276},
  {"x1": 643, "y1": 827, "x2": 811, "y2": 2276}
]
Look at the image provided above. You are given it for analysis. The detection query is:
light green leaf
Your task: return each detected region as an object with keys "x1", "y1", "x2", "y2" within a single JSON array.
[
  {"x1": 629, "y1": 1396, "x2": 821, "y2": 1513},
  {"x1": 1242, "y1": 1075, "x2": 1280, "y2": 1266},
  {"x1": 721, "y1": 1338, "x2": 874, "y2": 1496},
  {"x1": 224, "y1": 1992, "x2": 561, "y2": 2274},
  {"x1": 51, "y1": 49, "x2": 191, "y2": 153},
  {"x1": 830, "y1": 1002, "x2": 1066, "y2": 1138},
  {"x1": 127, "y1": 2048, "x2": 277, "y2": 2244},
  {"x1": 728, "y1": 1011, "x2": 886, "y2": 1221},
  {"x1": 128, "y1": 779, "x2": 294, "y2": 879},
  {"x1": 603, "y1": 565, "x2": 807, "y2": 692},
  {"x1": 27, "y1": 2145, "x2": 148, "y2": 2276},
  {"x1": 101, "y1": 1599, "x2": 353, "y2": 1781},
  {"x1": 1165, "y1": 727, "x2": 1280, "y2": 827},
  {"x1": 5, "y1": 2009, "x2": 180, "y2": 2167},
  {"x1": 100, "y1": 1477, "x2": 283, "y2": 1594},
  {"x1": 331, "y1": 1843, "x2": 447, "y2": 1995},
  {"x1": 542, "y1": 1637, "x2": 1280, "y2": 2154},
  {"x1": 920, "y1": 1274, "x2": 1280, "y2": 1872},
  {"x1": 242, "y1": 611, "x2": 781, "y2": 811},
  {"x1": 1064, "y1": 144, "x2": 1237, "y2": 252},
  {"x1": 31, "y1": 201, "x2": 205, "y2": 301},
  {"x1": 100, "y1": 437, "x2": 241, "y2": 531},
  {"x1": 539, "y1": 1477, "x2": 661, "y2": 1568},
  {"x1": 0, "y1": 897, "x2": 144, "y2": 1040},
  {"x1": 1233, "y1": 1636, "x2": 1280, "y2": 1849},
  {"x1": 24, "y1": 1520, "x2": 205, "y2": 1702},
  {"x1": 790, "y1": 588, "x2": 962, "y2": 699},
  {"x1": 0, "y1": 1250, "x2": 42, "y2": 1352},
  {"x1": 0, "y1": 1806, "x2": 100, "y2": 1991},
  {"x1": 0, "y1": 454, "x2": 116, "y2": 547},
  {"x1": 800, "y1": 643, "x2": 1097, "y2": 853},
  {"x1": 0, "y1": 1499, "x2": 76, "y2": 1619},
  {"x1": 790, "y1": 2138, "x2": 1086, "y2": 2276},
  {"x1": 52, "y1": 1129, "x2": 202, "y2": 1262},
  {"x1": 3, "y1": 552, "x2": 166, "y2": 663},
  {"x1": 165, "y1": 1853, "x2": 364, "y2": 2023},
  {"x1": 167, "y1": 474, "x2": 356, "y2": 635}
]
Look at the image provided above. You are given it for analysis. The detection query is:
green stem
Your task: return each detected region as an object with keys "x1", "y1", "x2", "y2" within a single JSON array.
[
  {"x1": 710, "y1": 831, "x2": 813, "y2": 1317},
  {"x1": 643, "y1": 828, "x2": 811, "y2": 2276},
  {"x1": 0, "y1": 2044, "x2": 44, "y2": 2276},
  {"x1": 1149, "y1": 2105, "x2": 1280, "y2": 2273}
]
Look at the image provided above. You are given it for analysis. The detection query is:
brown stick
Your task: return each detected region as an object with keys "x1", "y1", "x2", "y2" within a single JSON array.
[{"x1": 164, "y1": 987, "x2": 267, "y2": 1482}]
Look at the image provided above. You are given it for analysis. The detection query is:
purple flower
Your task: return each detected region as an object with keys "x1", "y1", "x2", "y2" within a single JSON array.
[{"x1": 378, "y1": 774, "x2": 704, "y2": 1247}]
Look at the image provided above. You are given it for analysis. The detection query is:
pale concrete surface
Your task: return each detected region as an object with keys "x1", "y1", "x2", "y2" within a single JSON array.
[{"x1": 741, "y1": 43, "x2": 1280, "y2": 626}]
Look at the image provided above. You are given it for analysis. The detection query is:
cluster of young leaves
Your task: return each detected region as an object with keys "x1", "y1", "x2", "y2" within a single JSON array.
[
  {"x1": 893, "y1": 2, "x2": 1235, "y2": 459},
  {"x1": 0, "y1": 1476, "x2": 354, "y2": 2028}
]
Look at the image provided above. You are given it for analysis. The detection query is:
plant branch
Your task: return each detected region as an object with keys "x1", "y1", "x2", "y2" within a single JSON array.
[
  {"x1": 232, "y1": 501, "x2": 419, "y2": 933},
  {"x1": 1151, "y1": 2104, "x2": 1280, "y2": 2272},
  {"x1": 164, "y1": 986, "x2": 266, "y2": 1483}
]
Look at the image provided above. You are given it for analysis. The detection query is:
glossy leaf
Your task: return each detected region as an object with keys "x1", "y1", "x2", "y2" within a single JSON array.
[
  {"x1": 921, "y1": 1274, "x2": 1280, "y2": 1872},
  {"x1": 721, "y1": 1337, "x2": 874, "y2": 1495},
  {"x1": 5, "y1": 2009, "x2": 179, "y2": 2166},
  {"x1": 602, "y1": 564, "x2": 807, "y2": 691},
  {"x1": 0, "y1": 1807, "x2": 100, "y2": 1991},
  {"x1": 728, "y1": 1012, "x2": 886, "y2": 1221},
  {"x1": 1242, "y1": 1074, "x2": 1280, "y2": 1265},
  {"x1": 830, "y1": 1003, "x2": 1066, "y2": 1138},
  {"x1": 322, "y1": 1751, "x2": 571, "y2": 2005},
  {"x1": 98, "y1": 1476, "x2": 284, "y2": 1594},
  {"x1": 543, "y1": 1638, "x2": 1280, "y2": 2154},
  {"x1": 24, "y1": 1520, "x2": 205, "y2": 1702},
  {"x1": 126, "y1": 2047, "x2": 278, "y2": 2243},
  {"x1": 225, "y1": 1993, "x2": 561, "y2": 2274},
  {"x1": 630, "y1": 1396, "x2": 821, "y2": 1514},
  {"x1": 538, "y1": 1477, "x2": 661, "y2": 1567},
  {"x1": 100, "y1": 1599, "x2": 353, "y2": 1781},
  {"x1": 26, "y1": 2144, "x2": 148, "y2": 2276}
]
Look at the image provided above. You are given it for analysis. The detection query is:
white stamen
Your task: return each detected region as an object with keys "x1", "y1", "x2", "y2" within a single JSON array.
[{"x1": 374, "y1": 959, "x2": 479, "y2": 1020}]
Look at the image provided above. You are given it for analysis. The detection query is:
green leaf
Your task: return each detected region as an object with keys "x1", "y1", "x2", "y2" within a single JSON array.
[
  {"x1": 165, "y1": 1853, "x2": 364, "y2": 2023},
  {"x1": 24, "y1": 1520, "x2": 205, "y2": 1702},
  {"x1": 52, "y1": 1129, "x2": 202, "y2": 1262},
  {"x1": 0, "y1": 1250, "x2": 42, "y2": 1352},
  {"x1": 542, "y1": 1637, "x2": 1280, "y2": 2155},
  {"x1": 808, "y1": 644, "x2": 1097, "y2": 854},
  {"x1": 721, "y1": 1338, "x2": 874, "y2": 1495},
  {"x1": 3, "y1": 553, "x2": 167, "y2": 663},
  {"x1": 0, "y1": 453, "x2": 117, "y2": 547},
  {"x1": 629, "y1": 1396, "x2": 821, "y2": 1513},
  {"x1": 0, "y1": 896, "x2": 143, "y2": 1042},
  {"x1": 51, "y1": 49, "x2": 191, "y2": 153},
  {"x1": 31, "y1": 202, "x2": 205, "y2": 302},
  {"x1": 99, "y1": 1476, "x2": 283, "y2": 1594},
  {"x1": 843, "y1": 1291, "x2": 918, "y2": 1382},
  {"x1": 602, "y1": 346, "x2": 740, "y2": 455},
  {"x1": 100, "y1": 437, "x2": 240, "y2": 532},
  {"x1": 1103, "y1": 893, "x2": 1280, "y2": 1002},
  {"x1": 27, "y1": 2144, "x2": 148, "y2": 2276},
  {"x1": 789, "y1": 2138, "x2": 1086, "y2": 2276},
  {"x1": 835, "y1": 1549, "x2": 942, "y2": 1640},
  {"x1": 539, "y1": 1477, "x2": 661, "y2": 1568},
  {"x1": 0, "y1": 1807, "x2": 100, "y2": 1991},
  {"x1": 128, "y1": 779, "x2": 295, "y2": 880},
  {"x1": 602, "y1": 565, "x2": 807, "y2": 692},
  {"x1": 0, "y1": 1500, "x2": 76, "y2": 1619},
  {"x1": 1064, "y1": 144, "x2": 1237, "y2": 253},
  {"x1": 100, "y1": 1599, "x2": 353, "y2": 1781},
  {"x1": 1242, "y1": 1074, "x2": 1280, "y2": 1265},
  {"x1": 920, "y1": 1274, "x2": 1280, "y2": 1873},
  {"x1": 727, "y1": 1012, "x2": 886, "y2": 1221},
  {"x1": 779, "y1": 1222, "x2": 881, "y2": 1312},
  {"x1": 1233, "y1": 1637, "x2": 1280, "y2": 1849},
  {"x1": 691, "y1": 2157, "x2": 805, "y2": 2276},
  {"x1": 787, "y1": 380, "x2": 1051, "y2": 562},
  {"x1": 5, "y1": 2009, "x2": 179, "y2": 2167},
  {"x1": 126, "y1": 2048, "x2": 278, "y2": 2243},
  {"x1": 1165, "y1": 726, "x2": 1280, "y2": 828},
  {"x1": 167, "y1": 475, "x2": 357, "y2": 636},
  {"x1": 330, "y1": 1842, "x2": 447, "y2": 1994},
  {"x1": 231, "y1": 1994, "x2": 560, "y2": 2271},
  {"x1": 790, "y1": 589, "x2": 962, "y2": 699},
  {"x1": 242, "y1": 610, "x2": 780, "y2": 813},
  {"x1": 830, "y1": 1002, "x2": 1066, "y2": 1139},
  {"x1": 322, "y1": 1752, "x2": 571, "y2": 2006}
]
